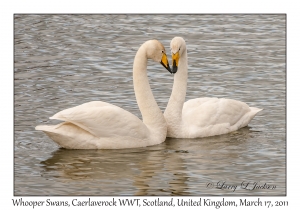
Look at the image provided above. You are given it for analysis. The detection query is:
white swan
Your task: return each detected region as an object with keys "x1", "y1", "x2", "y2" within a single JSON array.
[
  {"x1": 164, "y1": 37, "x2": 262, "y2": 138},
  {"x1": 36, "y1": 40, "x2": 172, "y2": 149}
]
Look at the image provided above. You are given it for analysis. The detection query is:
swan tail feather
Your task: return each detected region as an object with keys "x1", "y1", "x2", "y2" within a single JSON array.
[
  {"x1": 35, "y1": 123, "x2": 63, "y2": 132},
  {"x1": 35, "y1": 122, "x2": 98, "y2": 149},
  {"x1": 249, "y1": 107, "x2": 263, "y2": 115},
  {"x1": 49, "y1": 114, "x2": 98, "y2": 137},
  {"x1": 241, "y1": 106, "x2": 262, "y2": 127}
]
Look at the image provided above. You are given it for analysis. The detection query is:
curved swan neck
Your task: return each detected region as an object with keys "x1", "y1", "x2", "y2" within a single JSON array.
[
  {"x1": 133, "y1": 45, "x2": 165, "y2": 130},
  {"x1": 165, "y1": 49, "x2": 188, "y2": 120}
]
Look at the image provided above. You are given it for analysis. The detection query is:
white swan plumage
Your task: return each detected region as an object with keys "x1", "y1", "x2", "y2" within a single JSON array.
[
  {"x1": 36, "y1": 40, "x2": 172, "y2": 149},
  {"x1": 164, "y1": 37, "x2": 262, "y2": 138}
]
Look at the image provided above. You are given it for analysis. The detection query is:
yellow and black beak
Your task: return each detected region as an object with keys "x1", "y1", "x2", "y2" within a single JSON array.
[
  {"x1": 172, "y1": 51, "x2": 180, "y2": 74},
  {"x1": 160, "y1": 52, "x2": 172, "y2": 74}
]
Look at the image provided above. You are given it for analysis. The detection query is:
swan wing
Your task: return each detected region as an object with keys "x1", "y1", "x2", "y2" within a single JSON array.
[
  {"x1": 49, "y1": 101, "x2": 149, "y2": 139},
  {"x1": 183, "y1": 98, "x2": 261, "y2": 128}
]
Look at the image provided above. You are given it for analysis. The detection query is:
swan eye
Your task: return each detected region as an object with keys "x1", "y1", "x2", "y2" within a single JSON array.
[{"x1": 179, "y1": 48, "x2": 181, "y2": 51}]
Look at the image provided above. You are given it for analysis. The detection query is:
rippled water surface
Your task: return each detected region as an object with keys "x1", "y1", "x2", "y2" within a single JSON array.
[{"x1": 14, "y1": 14, "x2": 285, "y2": 196}]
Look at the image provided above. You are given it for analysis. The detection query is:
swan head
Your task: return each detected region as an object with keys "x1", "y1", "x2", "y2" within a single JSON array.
[
  {"x1": 143, "y1": 40, "x2": 172, "y2": 74},
  {"x1": 170, "y1": 37, "x2": 186, "y2": 73}
]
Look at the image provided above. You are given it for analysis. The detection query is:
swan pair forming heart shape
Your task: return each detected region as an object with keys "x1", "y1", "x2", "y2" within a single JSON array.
[{"x1": 36, "y1": 37, "x2": 262, "y2": 149}]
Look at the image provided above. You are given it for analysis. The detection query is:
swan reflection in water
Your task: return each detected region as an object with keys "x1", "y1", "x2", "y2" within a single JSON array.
[{"x1": 40, "y1": 127, "x2": 264, "y2": 196}]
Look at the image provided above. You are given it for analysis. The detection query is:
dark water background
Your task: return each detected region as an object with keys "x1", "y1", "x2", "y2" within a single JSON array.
[{"x1": 14, "y1": 14, "x2": 285, "y2": 195}]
